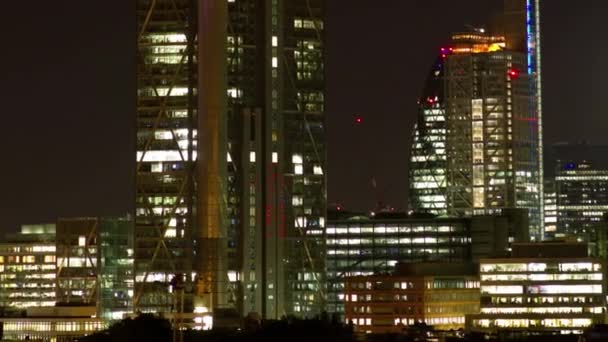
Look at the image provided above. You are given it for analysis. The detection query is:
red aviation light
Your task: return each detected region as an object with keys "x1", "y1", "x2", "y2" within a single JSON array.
[
  {"x1": 355, "y1": 116, "x2": 363, "y2": 124},
  {"x1": 507, "y1": 68, "x2": 520, "y2": 80}
]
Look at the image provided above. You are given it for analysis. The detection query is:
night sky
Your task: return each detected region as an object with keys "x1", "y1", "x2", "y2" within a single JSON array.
[{"x1": 0, "y1": 1, "x2": 604, "y2": 233}]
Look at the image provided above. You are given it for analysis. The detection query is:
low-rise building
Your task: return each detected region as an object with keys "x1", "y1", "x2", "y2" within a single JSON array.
[
  {"x1": 0, "y1": 224, "x2": 56, "y2": 309},
  {"x1": 467, "y1": 242, "x2": 607, "y2": 335},
  {"x1": 327, "y1": 209, "x2": 528, "y2": 314},
  {"x1": 0, "y1": 306, "x2": 106, "y2": 342},
  {"x1": 344, "y1": 263, "x2": 480, "y2": 333}
]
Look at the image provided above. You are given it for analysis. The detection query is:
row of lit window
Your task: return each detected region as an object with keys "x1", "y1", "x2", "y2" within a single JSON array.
[
  {"x1": 481, "y1": 284, "x2": 602, "y2": 295},
  {"x1": 480, "y1": 262, "x2": 602, "y2": 273},
  {"x1": 327, "y1": 237, "x2": 466, "y2": 245},
  {"x1": 480, "y1": 306, "x2": 603, "y2": 314},
  {"x1": 491, "y1": 296, "x2": 597, "y2": 305},
  {"x1": 481, "y1": 273, "x2": 602, "y2": 282},
  {"x1": 473, "y1": 318, "x2": 593, "y2": 329},
  {"x1": 327, "y1": 226, "x2": 458, "y2": 234}
]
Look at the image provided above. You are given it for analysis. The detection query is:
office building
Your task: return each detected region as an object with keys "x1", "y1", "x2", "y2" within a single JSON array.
[
  {"x1": 409, "y1": 55, "x2": 447, "y2": 216},
  {"x1": 468, "y1": 242, "x2": 607, "y2": 335},
  {"x1": 56, "y1": 218, "x2": 99, "y2": 306},
  {"x1": 553, "y1": 161, "x2": 608, "y2": 240},
  {"x1": 444, "y1": 30, "x2": 541, "y2": 237},
  {"x1": 0, "y1": 224, "x2": 56, "y2": 310},
  {"x1": 326, "y1": 209, "x2": 528, "y2": 314},
  {"x1": 543, "y1": 179, "x2": 558, "y2": 239},
  {"x1": 97, "y1": 217, "x2": 135, "y2": 322},
  {"x1": 0, "y1": 306, "x2": 106, "y2": 342},
  {"x1": 544, "y1": 143, "x2": 608, "y2": 178},
  {"x1": 409, "y1": 1, "x2": 544, "y2": 240},
  {"x1": 136, "y1": 0, "x2": 326, "y2": 317},
  {"x1": 0, "y1": 217, "x2": 134, "y2": 324},
  {"x1": 344, "y1": 263, "x2": 480, "y2": 334}
]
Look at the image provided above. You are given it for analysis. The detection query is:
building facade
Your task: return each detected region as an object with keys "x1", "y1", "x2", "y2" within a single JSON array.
[
  {"x1": 409, "y1": 1, "x2": 543, "y2": 240},
  {"x1": 468, "y1": 242, "x2": 607, "y2": 335},
  {"x1": 344, "y1": 263, "x2": 480, "y2": 334},
  {"x1": 0, "y1": 218, "x2": 134, "y2": 324},
  {"x1": 326, "y1": 210, "x2": 528, "y2": 314},
  {"x1": 0, "y1": 224, "x2": 56, "y2": 310},
  {"x1": 553, "y1": 161, "x2": 608, "y2": 241},
  {"x1": 409, "y1": 56, "x2": 447, "y2": 216},
  {"x1": 0, "y1": 306, "x2": 106, "y2": 342},
  {"x1": 136, "y1": 0, "x2": 326, "y2": 318},
  {"x1": 444, "y1": 30, "x2": 541, "y2": 238},
  {"x1": 543, "y1": 179, "x2": 558, "y2": 239}
]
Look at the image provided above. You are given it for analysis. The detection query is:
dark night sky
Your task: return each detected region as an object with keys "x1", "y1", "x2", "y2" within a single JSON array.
[{"x1": 0, "y1": 1, "x2": 605, "y2": 233}]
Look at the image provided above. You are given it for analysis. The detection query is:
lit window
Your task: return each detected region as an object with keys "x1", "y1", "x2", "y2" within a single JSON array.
[
  {"x1": 292, "y1": 154, "x2": 303, "y2": 164},
  {"x1": 78, "y1": 236, "x2": 86, "y2": 247}
]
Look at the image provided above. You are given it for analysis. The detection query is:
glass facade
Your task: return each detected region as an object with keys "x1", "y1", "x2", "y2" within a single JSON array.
[
  {"x1": 326, "y1": 218, "x2": 471, "y2": 314},
  {"x1": 136, "y1": 0, "x2": 197, "y2": 312},
  {"x1": 98, "y1": 217, "x2": 135, "y2": 322},
  {"x1": 443, "y1": 31, "x2": 541, "y2": 238},
  {"x1": 409, "y1": 1, "x2": 544, "y2": 240},
  {"x1": 553, "y1": 162, "x2": 608, "y2": 240},
  {"x1": 409, "y1": 57, "x2": 447, "y2": 215},
  {"x1": 469, "y1": 255, "x2": 607, "y2": 334}
]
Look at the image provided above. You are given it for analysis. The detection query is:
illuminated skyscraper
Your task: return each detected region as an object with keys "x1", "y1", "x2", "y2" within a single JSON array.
[
  {"x1": 444, "y1": 30, "x2": 541, "y2": 236},
  {"x1": 409, "y1": 0, "x2": 543, "y2": 239},
  {"x1": 409, "y1": 57, "x2": 447, "y2": 215},
  {"x1": 136, "y1": 0, "x2": 326, "y2": 318}
]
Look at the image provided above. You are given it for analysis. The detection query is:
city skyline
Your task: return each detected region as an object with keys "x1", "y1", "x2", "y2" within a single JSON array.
[
  {"x1": 0, "y1": 1, "x2": 604, "y2": 232},
  {"x1": 0, "y1": 0, "x2": 607, "y2": 338}
]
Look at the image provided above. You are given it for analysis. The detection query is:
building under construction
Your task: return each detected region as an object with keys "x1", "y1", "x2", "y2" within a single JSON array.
[{"x1": 136, "y1": 0, "x2": 326, "y2": 318}]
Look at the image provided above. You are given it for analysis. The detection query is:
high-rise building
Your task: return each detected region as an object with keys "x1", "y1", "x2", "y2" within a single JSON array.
[
  {"x1": 552, "y1": 161, "x2": 608, "y2": 240},
  {"x1": 444, "y1": 30, "x2": 542, "y2": 237},
  {"x1": 409, "y1": 57, "x2": 447, "y2": 216},
  {"x1": 409, "y1": 1, "x2": 543, "y2": 240},
  {"x1": 136, "y1": 0, "x2": 326, "y2": 318}
]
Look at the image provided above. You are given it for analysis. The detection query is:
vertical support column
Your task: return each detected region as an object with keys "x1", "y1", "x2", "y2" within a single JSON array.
[{"x1": 197, "y1": 0, "x2": 228, "y2": 310}]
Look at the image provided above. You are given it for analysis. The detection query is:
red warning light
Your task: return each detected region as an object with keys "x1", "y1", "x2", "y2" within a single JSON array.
[
  {"x1": 355, "y1": 116, "x2": 363, "y2": 124},
  {"x1": 507, "y1": 68, "x2": 520, "y2": 80}
]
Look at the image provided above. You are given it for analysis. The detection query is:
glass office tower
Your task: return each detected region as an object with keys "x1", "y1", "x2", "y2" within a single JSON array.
[
  {"x1": 409, "y1": 0, "x2": 543, "y2": 239},
  {"x1": 409, "y1": 56, "x2": 447, "y2": 216},
  {"x1": 136, "y1": 0, "x2": 326, "y2": 318},
  {"x1": 444, "y1": 30, "x2": 541, "y2": 236}
]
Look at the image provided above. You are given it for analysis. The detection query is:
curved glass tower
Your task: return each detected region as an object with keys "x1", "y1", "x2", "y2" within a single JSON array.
[{"x1": 409, "y1": 56, "x2": 447, "y2": 215}]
